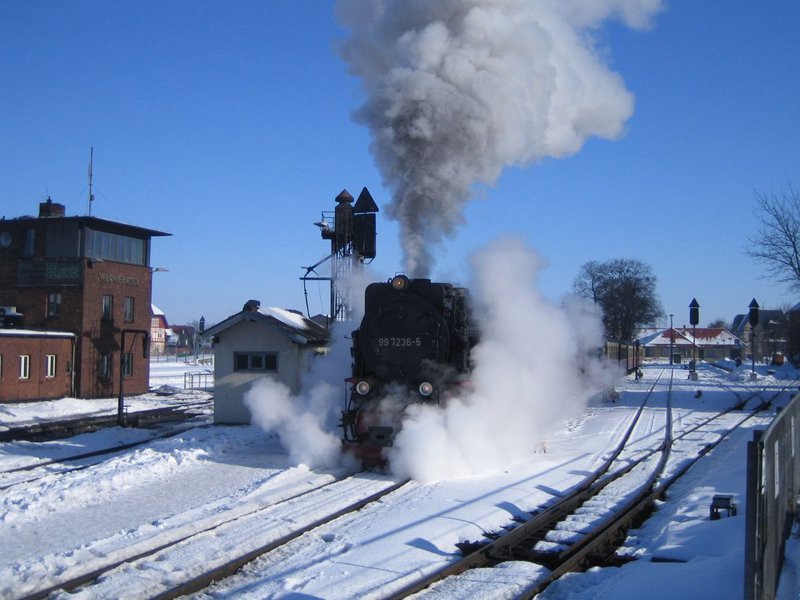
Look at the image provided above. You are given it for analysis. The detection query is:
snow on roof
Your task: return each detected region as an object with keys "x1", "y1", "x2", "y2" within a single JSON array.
[
  {"x1": 0, "y1": 329, "x2": 75, "y2": 338},
  {"x1": 636, "y1": 327, "x2": 742, "y2": 347},
  {"x1": 260, "y1": 306, "x2": 311, "y2": 330},
  {"x1": 203, "y1": 303, "x2": 328, "y2": 345},
  {"x1": 151, "y1": 305, "x2": 165, "y2": 316}
]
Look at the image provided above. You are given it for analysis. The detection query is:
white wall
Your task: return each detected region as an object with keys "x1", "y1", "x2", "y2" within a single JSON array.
[{"x1": 212, "y1": 319, "x2": 306, "y2": 424}]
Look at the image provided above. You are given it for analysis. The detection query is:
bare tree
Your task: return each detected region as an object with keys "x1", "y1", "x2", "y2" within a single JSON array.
[
  {"x1": 574, "y1": 258, "x2": 664, "y2": 341},
  {"x1": 747, "y1": 185, "x2": 800, "y2": 291}
]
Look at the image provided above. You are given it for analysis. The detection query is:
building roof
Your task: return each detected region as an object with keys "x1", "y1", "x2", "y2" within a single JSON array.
[
  {"x1": 636, "y1": 327, "x2": 743, "y2": 348},
  {"x1": 203, "y1": 301, "x2": 328, "y2": 345},
  {"x1": 7, "y1": 214, "x2": 170, "y2": 238},
  {"x1": 0, "y1": 329, "x2": 75, "y2": 338}
]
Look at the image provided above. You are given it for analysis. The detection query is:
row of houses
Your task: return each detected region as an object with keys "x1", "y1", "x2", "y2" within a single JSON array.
[{"x1": 635, "y1": 307, "x2": 794, "y2": 364}]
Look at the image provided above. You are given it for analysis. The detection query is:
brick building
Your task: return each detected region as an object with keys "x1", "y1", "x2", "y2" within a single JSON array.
[{"x1": 0, "y1": 198, "x2": 170, "y2": 401}]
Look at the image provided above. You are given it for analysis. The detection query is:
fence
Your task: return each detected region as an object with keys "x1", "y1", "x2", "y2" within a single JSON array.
[
  {"x1": 183, "y1": 370, "x2": 214, "y2": 390},
  {"x1": 744, "y1": 393, "x2": 800, "y2": 600}
]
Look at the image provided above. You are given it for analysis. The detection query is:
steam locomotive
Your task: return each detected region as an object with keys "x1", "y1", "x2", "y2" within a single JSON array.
[{"x1": 341, "y1": 275, "x2": 474, "y2": 463}]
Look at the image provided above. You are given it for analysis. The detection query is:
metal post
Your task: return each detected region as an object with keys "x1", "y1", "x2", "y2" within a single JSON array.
[
  {"x1": 749, "y1": 299, "x2": 760, "y2": 381},
  {"x1": 118, "y1": 329, "x2": 150, "y2": 426},
  {"x1": 669, "y1": 314, "x2": 674, "y2": 365}
]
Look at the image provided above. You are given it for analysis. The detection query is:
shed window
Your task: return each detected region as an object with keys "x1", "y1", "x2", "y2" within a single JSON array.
[
  {"x1": 234, "y1": 352, "x2": 278, "y2": 372},
  {"x1": 46, "y1": 354, "x2": 57, "y2": 378},
  {"x1": 19, "y1": 355, "x2": 30, "y2": 379}
]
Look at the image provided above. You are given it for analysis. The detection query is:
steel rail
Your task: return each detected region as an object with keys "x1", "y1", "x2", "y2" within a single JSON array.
[{"x1": 18, "y1": 473, "x2": 402, "y2": 600}]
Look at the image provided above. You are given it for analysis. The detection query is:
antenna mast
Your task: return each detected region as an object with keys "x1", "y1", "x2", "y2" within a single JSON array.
[{"x1": 88, "y1": 147, "x2": 95, "y2": 216}]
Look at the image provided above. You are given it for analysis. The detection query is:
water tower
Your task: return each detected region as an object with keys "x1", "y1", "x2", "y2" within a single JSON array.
[{"x1": 302, "y1": 187, "x2": 378, "y2": 323}]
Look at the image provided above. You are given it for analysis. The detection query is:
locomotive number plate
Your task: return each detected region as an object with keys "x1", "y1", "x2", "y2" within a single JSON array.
[{"x1": 378, "y1": 336, "x2": 423, "y2": 348}]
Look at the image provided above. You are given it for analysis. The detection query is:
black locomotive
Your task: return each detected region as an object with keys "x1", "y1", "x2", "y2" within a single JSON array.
[{"x1": 341, "y1": 275, "x2": 474, "y2": 462}]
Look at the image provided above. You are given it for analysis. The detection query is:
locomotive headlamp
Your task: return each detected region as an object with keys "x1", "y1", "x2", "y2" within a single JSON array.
[
  {"x1": 418, "y1": 381, "x2": 434, "y2": 397},
  {"x1": 355, "y1": 380, "x2": 371, "y2": 395},
  {"x1": 391, "y1": 275, "x2": 410, "y2": 291}
]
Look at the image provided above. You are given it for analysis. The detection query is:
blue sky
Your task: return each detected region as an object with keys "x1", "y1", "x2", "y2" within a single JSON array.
[{"x1": 1, "y1": 2, "x2": 798, "y2": 329}]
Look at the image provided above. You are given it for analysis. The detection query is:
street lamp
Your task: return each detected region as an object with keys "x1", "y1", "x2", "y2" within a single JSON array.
[
  {"x1": 749, "y1": 299, "x2": 759, "y2": 381},
  {"x1": 689, "y1": 298, "x2": 699, "y2": 380}
]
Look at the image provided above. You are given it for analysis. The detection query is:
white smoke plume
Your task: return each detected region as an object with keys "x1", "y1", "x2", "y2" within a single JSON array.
[
  {"x1": 243, "y1": 265, "x2": 375, "y2": 470},
  {"x1": 388, "y1": 236, "x2": 614, "y2": 481},
  {"x1": 336, "y1": 0, "x2": 663, "y2": 277}
]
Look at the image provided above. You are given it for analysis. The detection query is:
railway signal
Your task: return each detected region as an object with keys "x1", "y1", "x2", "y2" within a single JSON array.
[
  {"x1": 748, "y1": 299, "x2": 759, "y2": 380},
  {"x1": 689, "y1": 298, "x2": 699, "y2": 380}
]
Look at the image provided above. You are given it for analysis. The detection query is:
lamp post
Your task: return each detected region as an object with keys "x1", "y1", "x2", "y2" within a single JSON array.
[
  {"x1": 118, "y1": 329, "x2": 150, "y2": 426},
  {"x1": 748, "y1": 299, "x2": 759, "y2": 381},
  {"x1": 669, "y1": 314, "x2": 674, "y2": 365},
  {"x1": 689, "y1": 298, "x2": 699, "y2": 380}
]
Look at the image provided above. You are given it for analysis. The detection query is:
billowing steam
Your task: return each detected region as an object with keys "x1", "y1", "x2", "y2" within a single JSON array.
[
  {"x1": 244, "y1": 241, "x2": 617, "y2": 481},
  {"x1": 336, "y1": 0, "x2": 663, "y2": 276},
  {"x1": 243, "y1": 264, "x2": 376, "y2": 470},
  {"x1": 387, "y1": 237, "x2": 611, "y2": 481}
]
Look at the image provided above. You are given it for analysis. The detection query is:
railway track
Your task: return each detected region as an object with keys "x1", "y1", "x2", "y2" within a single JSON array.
[
  {"x1": 391, "y1": 368, "x2": 793, "y2": 598},
  {"x1": 0, "y1": 419, "x2": 211, "y2": 491},
  {"x1": 15, "y1": 473, "x2": 408, "y2": 600},
  {"x1": 5, "y1": 366, "x2": 790, "y2": 599},
  {"x1": 0, "y1": 400, "x2": 212, "y2": 443}
]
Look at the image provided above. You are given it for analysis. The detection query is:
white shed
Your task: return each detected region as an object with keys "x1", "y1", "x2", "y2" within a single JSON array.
[{"x1": 203, "y1": 300, "x2": 329, "y2": 424}]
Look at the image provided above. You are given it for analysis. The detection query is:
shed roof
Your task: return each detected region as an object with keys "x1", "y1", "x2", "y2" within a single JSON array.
[{"x1": 203, "y1": 302, "x2": 328, "y2": 345}]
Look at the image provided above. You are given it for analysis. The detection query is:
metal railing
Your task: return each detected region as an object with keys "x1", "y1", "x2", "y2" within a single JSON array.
[
  {"x1": 183, "y1": 370, "x2": 214, "y2": 390},
  {"x1": 745, "y1": 393, "x2": 800, "y2": 600}
]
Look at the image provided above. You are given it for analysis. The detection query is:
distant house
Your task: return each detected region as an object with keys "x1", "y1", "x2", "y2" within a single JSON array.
[
  {"x1": 636, "y1": 327, "x2": 744, "y2": 362},
  {"x1": 150, "y1": 305, "x2": 169, "y2": 357},
  {"x1": 202, "y1": 300, "x2": 329, "y2": 424},
  {"x1": 170, "y1": 325, "x2": 196, "y2": 353},
  {"x1": 732, "y1": 309, "x2": 788, "y2": 361}
]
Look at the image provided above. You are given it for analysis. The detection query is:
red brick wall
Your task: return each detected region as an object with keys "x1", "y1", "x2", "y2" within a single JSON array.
[
  {"x1": 0, "y1": 334, "x2": 74, "y2": 402},
  {"x1": 78, "y1": 261, "x2": 153, "y2": 398}
]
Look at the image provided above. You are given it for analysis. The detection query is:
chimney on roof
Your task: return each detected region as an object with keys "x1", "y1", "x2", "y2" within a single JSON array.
[
  {"x1": 39, "y1": 197, "x2": 65, "y2": 218},
  {"x1": 243, "y1": 299, "x2": 261, "y2": 312}
]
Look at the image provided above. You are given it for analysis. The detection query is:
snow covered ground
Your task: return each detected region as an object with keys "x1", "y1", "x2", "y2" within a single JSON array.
[{"x1": 0, "y1": 360, "x2": 798, "y2": 599}]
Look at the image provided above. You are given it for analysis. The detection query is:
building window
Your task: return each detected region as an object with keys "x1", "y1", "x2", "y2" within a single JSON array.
[
  {"x1": 47, "y1": 293, "x2": 62, "y2": 317},
  {"x1": 99, "y1": 353, "x2": 112, "y2": 379},
  {"x1": 124, "y1": 297, "x2": 135, "y2": 322},
  {"x1": 46, "y1": 354, "x2": 57, "y2": 378},
  {"x1": 19, "y1": 355, "x2": 30, "y2": 380},
  {"x1": 102, "y1": 295, "x2": 114, "y2": 321},
  {"x1": 23, "y1": 229, "x2": 35, "y2": 258},
  {"x1": 0, "y1": 354, "x2": 3, "y2": 379},
  {"x1": 234, "y1": 352, "x2": 278, "y2": 372},
  {"x1": 122, "y1": 352, "x2": 133, "y2": 377},
  {"x1": 85, "y1": 229, "x2": 146, "y2": 266}
]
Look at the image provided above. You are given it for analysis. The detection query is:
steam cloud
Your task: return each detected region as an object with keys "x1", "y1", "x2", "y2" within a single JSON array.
[
  {"x1": 336, "y1": 0, "x2": 663, "y2": 276},
  {"x1": 244, "y1": 243, "x2": 616, "y2": 481},
  {"x1": 243, "y1": 265, "x2": 375, "y2": 470},
  {"x1": 388, "y1": 237, "x2": 612, "y2": 481}
]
